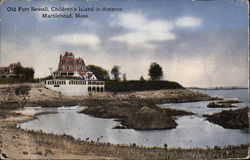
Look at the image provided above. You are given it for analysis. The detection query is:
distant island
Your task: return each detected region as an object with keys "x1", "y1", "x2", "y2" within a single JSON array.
[{"x1": 187, "y1": 86, "x2": 248, "y2": 90}]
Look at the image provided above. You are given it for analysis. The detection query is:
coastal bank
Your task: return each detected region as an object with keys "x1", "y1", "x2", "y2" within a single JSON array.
[
  {"x1": 0, "y1": 83, "x2": 249, "y2": 159},
  {"x1": 0, "y1": 83, "x2": 216, "y2": 130}
]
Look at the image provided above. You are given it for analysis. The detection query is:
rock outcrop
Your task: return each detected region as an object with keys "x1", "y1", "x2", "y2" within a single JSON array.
[
  {"x1": 80, "y1": 104, "x2": 193, "y2": 130},
  {"x1": 207, "y1": 98, "x2": 241, "y2": 108},
  {"x1": 204, "y1": 107, "x2": 249, "y2": 129}
]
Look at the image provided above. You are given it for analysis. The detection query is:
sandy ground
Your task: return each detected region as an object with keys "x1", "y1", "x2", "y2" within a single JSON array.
[
  {"x1": 0, "y1": 112, "x2": 118, "y2": 159},
  {"x1": 0, "y1": 110, "x2": 249, "y2": 160}
]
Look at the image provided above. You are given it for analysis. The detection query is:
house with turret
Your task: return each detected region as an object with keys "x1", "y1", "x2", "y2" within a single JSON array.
[
  {"x1": 53, "y1": 51, "x2": 97, "y2": 80},
  {"x1": 44, "y1": 51, "x2": 104, "y2": 96}
]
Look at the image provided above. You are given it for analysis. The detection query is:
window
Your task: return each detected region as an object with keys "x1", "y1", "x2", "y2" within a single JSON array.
[
  {"x1": 69, "y1": 80, "x2": 73, "y2": 85},
  {"x1": 88, "y1": 87, "x2": 91, "y2": 92}
]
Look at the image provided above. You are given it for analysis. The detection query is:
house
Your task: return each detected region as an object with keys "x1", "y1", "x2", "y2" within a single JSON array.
[
  {"x1": 44, "y1": 52, "x2": 104, "y2": 96},
  {"x1": 53, "y1": 51, "x2": 97, "y2": 80},
  {"x1": 0, "y1": 62, "x2": 22, "y2": 78}
]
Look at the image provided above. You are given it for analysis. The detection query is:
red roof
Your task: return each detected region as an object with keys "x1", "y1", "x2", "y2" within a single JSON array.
[
  {"x1": 0, "y1": 62, "x2": 21, "y2": 69},
  {"x1": 59, "y1": 52, "x2": 85, "y2": 65},
  {"x1": 0, "y1": 66, "x2": 8, "y2": 69}
]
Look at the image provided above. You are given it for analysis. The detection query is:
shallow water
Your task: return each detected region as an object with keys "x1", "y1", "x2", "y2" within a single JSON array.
[
  {"x1": 19, "y1": 89, "x2": 249, "y2": 148},
  {"x1": 160, "y1": 88, "x2": 248, "y2": 116}
]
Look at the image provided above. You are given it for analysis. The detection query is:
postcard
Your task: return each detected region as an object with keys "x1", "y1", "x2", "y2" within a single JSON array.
[{"x1": 0, "y1": 0, "x2": 248, "y2": 159}]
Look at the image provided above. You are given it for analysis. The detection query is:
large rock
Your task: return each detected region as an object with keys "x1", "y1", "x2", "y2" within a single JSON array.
[
  {"x1": 207, "y1": 98, "x2": 242, "y2": 108},
  {"x1": 204, "y1": 107, "x2": 249, "y2": 129},
  {"x1": 80, "y1": 104, "x2": 194, "y2": 130},
  {"x1": 139, "y1": 106, "x2": 158, "y2": 113},
  {"x1": 120, "y1": 106, "x2": 178, "y2": 130},
  {"x1": 207, "y1": 102, "x2": 237, "y2": 108}
]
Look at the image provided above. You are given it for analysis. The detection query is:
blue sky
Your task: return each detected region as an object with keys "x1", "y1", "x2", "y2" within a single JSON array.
[{"x1": 0, "y1": 0, "x2": 248, "y2": 87}]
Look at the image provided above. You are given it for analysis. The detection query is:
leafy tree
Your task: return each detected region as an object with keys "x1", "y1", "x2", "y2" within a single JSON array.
[
  {"x1": 23, "y1": 67, "x2": 34, "y2": 81},
  {"x1": 148, "y1": 62, "x2": 163, "y2": 80},
  {"x1": 87, "y1": 65, "x2": 110, "y2": 81},
  {"x1": 111, "y1": 65, "x2": 120, "y2": 80},
  {"x1": 13, "y1": 66, "x2": 23, "y2": 75},
  {"x1": 13, "y1": 66, "x2": 34, "y2": 81}
]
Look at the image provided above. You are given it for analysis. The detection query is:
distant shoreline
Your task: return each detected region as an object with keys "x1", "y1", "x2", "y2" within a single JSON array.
[{"x1": 187, "y1": 87, "x2": 248, "y2": 90}]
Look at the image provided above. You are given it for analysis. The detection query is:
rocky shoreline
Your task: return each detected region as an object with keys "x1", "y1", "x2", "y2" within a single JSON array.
[
  {"x1": 0, "y1": 84, "x2": 217, "y2": 130},
  {"x1": 0, "y1": 84, "x2": 219, "y2": 109},
  {"x1": 207, "y1": 98, "x2": 241, "y2": 108},
  {"x1": 80, "y1": 104, "x2": 194, "y2": 130},
  {"x1": 0, "y1": 110, "x2": 249, "y2": 159},
  {"x1": 0, "y1": 84, "x2": 249, "y2": 159},
  {"x1": 204, "y1": 107, "x2": 249, "y2": 129}
]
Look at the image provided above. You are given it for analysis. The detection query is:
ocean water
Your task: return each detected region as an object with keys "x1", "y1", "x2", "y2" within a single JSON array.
[{"x1": 18, "y1": 89, "x2": 249, "y2": 148}]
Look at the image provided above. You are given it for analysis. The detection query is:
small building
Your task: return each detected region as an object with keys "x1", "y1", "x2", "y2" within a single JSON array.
[{"x1": 0, "y1": 62, "x2": 22, "y2": 78}]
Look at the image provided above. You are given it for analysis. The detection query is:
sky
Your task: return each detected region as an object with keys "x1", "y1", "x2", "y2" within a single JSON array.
[{"x1": 0, "y1": 0, "x2": 248, "y2": 87}]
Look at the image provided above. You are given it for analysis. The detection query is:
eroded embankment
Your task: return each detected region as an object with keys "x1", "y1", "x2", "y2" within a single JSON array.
[{"x1": 0, "y1": 83, "x2": 217, "y2": 108}]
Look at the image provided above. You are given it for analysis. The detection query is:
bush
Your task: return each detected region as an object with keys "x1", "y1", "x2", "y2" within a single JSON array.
[
  {"x1": 0, "y1": 77, "x2": 35, "y2": 84},
  {"x1": 105, "y1": 80, "x2": 183, "y2": 92}
]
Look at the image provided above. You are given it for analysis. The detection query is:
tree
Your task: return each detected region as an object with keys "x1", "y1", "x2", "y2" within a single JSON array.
[
  {"x1": 139, "y1": 75, "x2": 145, "y2": 81},
  {"x1": 13, "y1": 66, "x2": 34, "y2": 81},
  {"x1": 122, "y1": 73, "x2": 127, "y2": 81},
  {"x1": 23, "y1": 67, "x2": 34, "y2": 81},
  {"x1": 111, "y1": 65, "x2": 120, "y2": 80},
  {"x1": 87, "y1": 65, "x2": 110, "y2": 81},
  {"x1": 13, "y1": 66, "x2": 23, "y2": 75},
  {"x1": 148, "y1": 62, "x2": 163, "y2": 80}
]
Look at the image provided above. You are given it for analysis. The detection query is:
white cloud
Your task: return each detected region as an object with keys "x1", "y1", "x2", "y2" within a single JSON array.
[
  {"x1": 82, "y1": 19, "x2": 99, "y2": 27},
  {"x1": 176, "y1": 16, "x2": 202, "y2": 27},
  {"x1": 110, "y1": 12, "x2": 175, "y2": 49},
  {"x1": 166, "y1": 56, "x2": 216, "y2": 87},
  {"x1": 52, "y1": 33, "x2": 101, "y2": 50}
]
